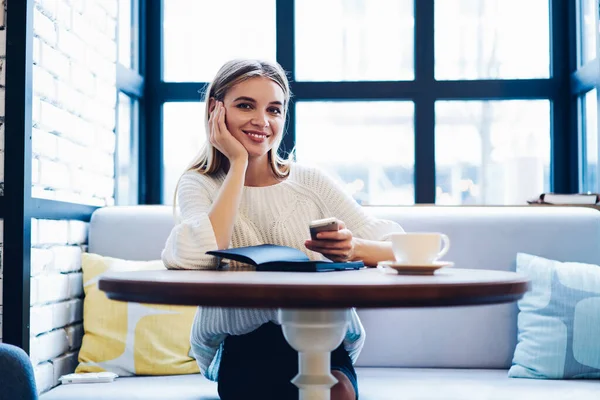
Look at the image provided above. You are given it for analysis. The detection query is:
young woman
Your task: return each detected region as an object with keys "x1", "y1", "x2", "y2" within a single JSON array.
[{"x1": 162, "y1": 59, "x2": 403, "y2": 400}]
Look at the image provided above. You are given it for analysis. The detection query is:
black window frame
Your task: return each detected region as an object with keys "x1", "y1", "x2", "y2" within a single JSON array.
[{"x1": 148, "y1": 0, "x2": 577, "y2": 205}]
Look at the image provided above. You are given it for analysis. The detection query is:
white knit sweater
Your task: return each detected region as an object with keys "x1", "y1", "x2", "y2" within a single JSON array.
[{"x1": 161, "y1": 163, "x2": 404, "y2": 381}]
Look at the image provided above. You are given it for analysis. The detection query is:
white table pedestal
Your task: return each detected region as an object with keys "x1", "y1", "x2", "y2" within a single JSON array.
[{"x1": 279, "y1": 309, "x2": 350, "y2": 400}]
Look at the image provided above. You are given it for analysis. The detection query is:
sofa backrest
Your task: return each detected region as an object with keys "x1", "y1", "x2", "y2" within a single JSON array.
[
  {"x1": 357, "y1": 206, "x2": 600, "y2": 369},
  {"x1": 88, "y1": 205, "x2": 600, "y2": 369}
]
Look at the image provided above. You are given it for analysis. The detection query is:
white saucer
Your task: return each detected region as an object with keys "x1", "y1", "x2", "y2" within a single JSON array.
[{"x1": 377, "y1": 260, "x2": 454, "y2": 275}]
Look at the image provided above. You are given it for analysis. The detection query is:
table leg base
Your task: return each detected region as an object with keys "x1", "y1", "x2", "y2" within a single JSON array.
[{"x1": 279, "y1": 309, "x2": 350, "y2": 400}]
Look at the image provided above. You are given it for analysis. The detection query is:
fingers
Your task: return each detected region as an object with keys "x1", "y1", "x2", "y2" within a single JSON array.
[{"x1": 312, "y1": 228, "x2": 352, "y2": 241}]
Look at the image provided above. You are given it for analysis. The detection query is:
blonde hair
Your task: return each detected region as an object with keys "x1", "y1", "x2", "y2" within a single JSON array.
[{"x1": 172, "y1": 59, "x2": 294, "y2": 210}]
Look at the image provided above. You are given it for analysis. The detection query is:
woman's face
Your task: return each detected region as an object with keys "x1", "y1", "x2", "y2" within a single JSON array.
[{"x1": 221, "y1": 76, "x2": 285, "y2": 159}]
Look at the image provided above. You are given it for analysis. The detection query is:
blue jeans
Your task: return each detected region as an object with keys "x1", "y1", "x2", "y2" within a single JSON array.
[{"x1": 0, "y1": 343, "x2": 38, "y2": 400}]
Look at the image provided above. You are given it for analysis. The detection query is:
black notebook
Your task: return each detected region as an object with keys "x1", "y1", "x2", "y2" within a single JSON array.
[{"x1": 206, "y1": 244, "x2": 364, "y2": 272}]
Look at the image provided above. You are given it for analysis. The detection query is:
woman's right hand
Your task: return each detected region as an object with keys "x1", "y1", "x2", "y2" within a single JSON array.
[{"x1": 209, "y1": 101, "x2": 248, "y2": 164}]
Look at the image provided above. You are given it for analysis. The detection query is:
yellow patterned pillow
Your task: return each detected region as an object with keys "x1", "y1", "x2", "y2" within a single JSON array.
[{"x1": 76, "y1": 253, "x2": 199, "y2": 376}]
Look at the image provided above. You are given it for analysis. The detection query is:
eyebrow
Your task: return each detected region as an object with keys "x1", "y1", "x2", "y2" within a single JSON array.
[{"x1": 233, "y1": 96, "x2": 283, "y2": 106}]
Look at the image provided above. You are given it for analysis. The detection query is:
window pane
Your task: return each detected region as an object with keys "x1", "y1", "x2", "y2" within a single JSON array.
[
  {"x1": 295, "y1": 0, "x2": 414, "y2": 81},
  {"x1": 163, "y1": 102, "x2": 206, "y2": 204},
  {"x1": 296, "y1": 102, "x2": 415, "y2": 205},
  {"x1": 118, "y1": 0, "x2": 133, "y2": 68},
  {"x1": 582, "y1": 89, "x2": 598, "y2": 193},
  {"x1": 163, "y1": 0, "x2": 276, "y2": 82},
  {"x1": 116, "y1": 93, "x2": 139, "y2": 205},
  {"x1": 435, "y1": 100, "x2": 550, "y2": 205},
  {"x1": 435, "y1": 0, "x2": 550, "y2": 80},
  {"x1": 581, "y1": 0, "x2": 598, "y2": 65}
]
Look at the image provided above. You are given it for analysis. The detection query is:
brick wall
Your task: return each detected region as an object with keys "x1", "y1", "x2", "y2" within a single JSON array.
[{"x1": 30, "y1": 0, "x2": 117, "y2": 393}]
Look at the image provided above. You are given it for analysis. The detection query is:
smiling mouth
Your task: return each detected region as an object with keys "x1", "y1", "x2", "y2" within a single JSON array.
[{"x1": 243, "y1": 130, "x2": 270, "y2": 140}]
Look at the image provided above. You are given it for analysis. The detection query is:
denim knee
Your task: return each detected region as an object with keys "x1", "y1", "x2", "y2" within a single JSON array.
[{"x1": 0, "y1": 343, "x2": 38, "y2": 400}]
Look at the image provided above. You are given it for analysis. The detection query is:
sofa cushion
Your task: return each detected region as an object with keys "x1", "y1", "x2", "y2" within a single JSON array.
[
  {"x1": 40, "y1": 368, "x2": 600, "y2": 400},
  {"x1": 76, "y1": 253, "x2": 199, "y2": 376},
  {"x1": 40, "y1": 374, "x2": 218, "y2": 400},
  {"x1": 509, "y1": 253, "x2": 600, "y2": 379}
]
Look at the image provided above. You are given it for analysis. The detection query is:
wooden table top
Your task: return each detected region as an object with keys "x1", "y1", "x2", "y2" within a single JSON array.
[{"x1": 98, "y1": 267, "x2": 530, "y2": 309}]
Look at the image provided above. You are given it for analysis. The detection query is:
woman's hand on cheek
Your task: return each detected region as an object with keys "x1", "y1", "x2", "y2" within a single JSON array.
[
  {"x1": 304, "y1": 220, "x2": 356, "y2": 262},
  {"x1": 209, "y1": 101, "x2": 248, "y2": 164}
]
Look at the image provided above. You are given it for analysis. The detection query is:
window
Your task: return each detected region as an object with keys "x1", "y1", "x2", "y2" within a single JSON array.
[
  {"x1": 580, "y1": 0, "x2": 598, "y2": 65},
  {"x1": 116, "y1": 93, "x2": 139, "y2": 205},
  {"x1": 295, "y1": 0, "x2": 414, "y2": 81},
  {"x1": 163, "y1": 0, "x2": 277, "y2": 82},
  {"x1": 296, "y1": 101, "x2": 415, "y2": 205},
  {"x1": 162, "y1": 102, "x2": 207, "y2": 204},
  {"x1": 435, "y1": 100, "x2": 551, "y2": 205},
  {"x1": 581, "y1": 89, "x2": 598, "y2": 193},
  {"x1": 435, "y1": 0, "x2": 550, "y2": 80},
  {"x1": 118, "y1": 0, "x2": 134, "y2": 69}
]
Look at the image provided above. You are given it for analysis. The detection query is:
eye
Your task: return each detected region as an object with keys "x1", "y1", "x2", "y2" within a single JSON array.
[
  {"x1": 269, "y1": 107, "x2": 282, "y2": 115},
  {"x1": 236, "y1": 103, "x2": 253, "y2": 110}
]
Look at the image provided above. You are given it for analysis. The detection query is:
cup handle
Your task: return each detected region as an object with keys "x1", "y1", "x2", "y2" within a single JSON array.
[{"x1": 437, "y1": 234, "x2": 450, "y2": 259}]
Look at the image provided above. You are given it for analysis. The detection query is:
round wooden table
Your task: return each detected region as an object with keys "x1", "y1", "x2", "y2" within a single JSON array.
[{"x1": 99, "y1": 267, "x2": 529, "y2": 400}]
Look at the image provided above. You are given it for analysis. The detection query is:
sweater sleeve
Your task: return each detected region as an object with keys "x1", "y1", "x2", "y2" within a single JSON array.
[
  {"x1": 161, "y1": 172, "x2": 221, "y2": 270},
  {"x1": 308, "y1": 166, "x2": 405, "y2": 240}
]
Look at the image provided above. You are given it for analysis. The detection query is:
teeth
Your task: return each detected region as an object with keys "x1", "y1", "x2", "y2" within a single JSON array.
[{"x1": 246, "y1": 132, "x2": 266, "y2": 138}]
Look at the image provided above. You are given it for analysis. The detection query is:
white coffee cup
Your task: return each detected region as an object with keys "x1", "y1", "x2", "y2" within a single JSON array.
[{"x1": 382, "y1": 232, "x2": 450, "y2": 264}]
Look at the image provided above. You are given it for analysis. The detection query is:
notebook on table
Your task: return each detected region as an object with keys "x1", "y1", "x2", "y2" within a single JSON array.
[{"x1": 206, "y1": 244, "x2": 364, "y2": 272}]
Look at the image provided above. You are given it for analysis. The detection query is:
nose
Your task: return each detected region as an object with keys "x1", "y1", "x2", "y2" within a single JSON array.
[{"x1": 250, "y1": 111, "x2": 269, "y2": 128}]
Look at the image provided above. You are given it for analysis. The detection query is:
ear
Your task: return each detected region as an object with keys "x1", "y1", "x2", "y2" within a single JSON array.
[{"x1": 208, "y1": 98, "x2": 217, "y2": 113}]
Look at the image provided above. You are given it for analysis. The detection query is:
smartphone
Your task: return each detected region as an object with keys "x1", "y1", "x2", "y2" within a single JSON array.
[
  {"x1": 59, "y1": 372, "x2": 118, "y2": 385},
  {"x1": 309, "y1": 217, "x2": 340, "y2": 239}
]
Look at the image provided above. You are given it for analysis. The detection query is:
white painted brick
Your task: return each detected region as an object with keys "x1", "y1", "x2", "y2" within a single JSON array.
[
  {"x1": 34, "y1": 7, "x2": 57, "y2": 46},
  {"x1": 0, "y1": 4, "x2": 4, "y2": 27},
  {"x1": 33, "y1": 37, "x2": 41, "y2": 65},
  {"x1": 39, "y1": 159, "x2": 71, "y2": 189},
  {"x1": 105, "y1": 16, "x2": 116, "y2": 40},
  {"x1": 52, "y1": 351, "x2": 79, "y2": 383},
  {"x1": 51, "y1": 246, "x2": 82, "y2": 273},
  {"x1": 0, "y1": 120, "x2": 4, "y2": 148},
  {"x1": 30, "y1": 329, "x2": 69, "y2": 365},
  {"x1": 86, "y1": 48, "x2": 116, "y2": 83},
  {"x1": 89, "y1": 149, "x2": 115, "y2": 177},
  {"x1": 32, "y1": 157, "x2": 40, "y2": 184},
  {"x1": 68, "y1": 273, "x2": 83, "y2": 298},
  {"x1": 56, "y1": 135, "x2": 85, "y2": 167},
  {"x1": 32, "y1": 95, "x2": 42, "y2": 125},
  {"x1": 31, "y1": 274, "x2": 69, "y2": 305},
  {"x1": 84, "y1": 3, "x2": 109, "y2": 34},
  {"x1": 69, "y1": 62, "x2": 95, "y2": 94},
  {"x1": 34, "y1": 362, "x2": 54, "y2": 394},
  {"x1": 40, "y1": 43, "x2": 70, "y2": 78},
  {"x1": 38, "y1": 219, "x2": 69, "y2": 245},
  {"x1": 57, "y1": 28, "x2": 85, "y2": 63},
  {"x1": 99, "y1": 0, "x2": 118, "y2": 19},
  {"x1": 0, "y1": 30, "x2": 5, "y2": 56},
  {"x1": 95, "y1": 35, "x2": 117, "y2": 63},
  {"x1": 66, "y1": 324, "x2": 83, "y2": 350},
  {"x1": 32, "y1": 128, "x2": 58, "y2": 159},
  {"x1": 56, "y1": 82, "x2": 85, "y2": 116},
  {"x1": 52, "y1": 299, "x2": 83, "y2": 329},
  {"x1": 70, "y1": 0, "x2": 85, "y2": 14},
  {"x1": 32, "y1": 64, "x2": 57, "y2": 99},
  {"x1": 0, "y1": 58, "x2": 5, "y2": 86},
  {"x1": 68, "y1": 221, "x2": 88, "y2": 245},
  {"x1": 39, "y1": 100, "x2": 69, "y2": 135},
  {"x1": 31, "y1": 219, "x2": 40, "y2": 247},
  {"x1": 57, "y1": 0, "x2": 72, "y2": 30},
  {"x1": 0, "y1": 87, "x2": 4, "y2": 116},
  {"x1": 30, "y1": 304, "x2": 54, "y2": 336},
  {"x1": 31, "y1": 247, "x2": 53, "y2": 276},
  {"x1": 96, "y1": 80, "x2": 116, "y2": 107},
  {"x1": 39, "y1": 0, "x2": 58, "y2": 20}
]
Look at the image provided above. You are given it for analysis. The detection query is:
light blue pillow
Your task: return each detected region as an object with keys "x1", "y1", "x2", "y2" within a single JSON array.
[{"x1": 509, "y1": 253, "x2": 600, "y2": 379}]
